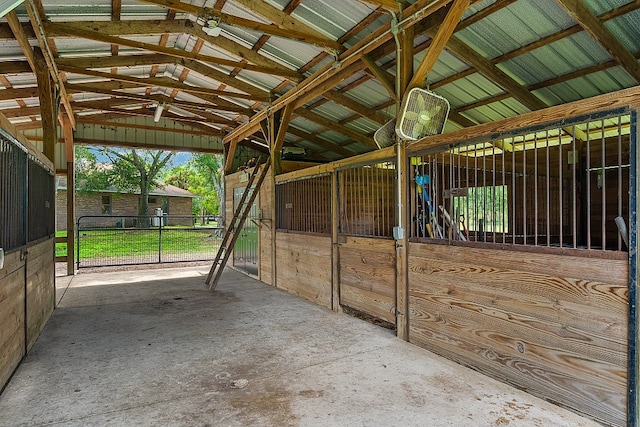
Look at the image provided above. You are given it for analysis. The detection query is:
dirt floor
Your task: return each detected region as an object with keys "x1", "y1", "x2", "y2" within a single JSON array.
[{"x1": 1, "y1": 265, "x2": 601, "y2": 426}]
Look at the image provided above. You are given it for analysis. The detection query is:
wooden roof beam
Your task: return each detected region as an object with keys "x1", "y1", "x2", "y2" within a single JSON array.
[
  {"x1": 46, "y1": 19, "x2": 297, "y2": 77},
  {"x1": 58, "y1": 65, "x2": 269, "y2": 102},
  {"x1": 409, "y1": 0, "x2": 469, "y2": 90},
  {"x1": 76, "y1": 118, "x2": 223, "y2": 137},
  {"x1": 362, "y1": 55, "x2": 397, "y2": 100},
  {"x1": 233, "y1": 0, "x2": 331, "y2": 42},
  {"x1": 286, "y1": 126, "x2": 356, "y2": 157},
  {"x1": 295, "y1": 108, "x2": 377, "y2": 149},
  {"x1": 65, "y1": 83, "x2": 250, "y2": 115},
  {"x1": 136, "y1": 0, "x2": 343, "y2": 52},
  {"x1": 44, "y1": 22, "x2": 301, "y2": 80},
  {"x1": 18, "y1": 1, "x2": 75, "y2": 128},
  {"x1": 225, "y1": 0, "x2": 452, "y2": 144},
  {"x1": 556, "y1": 0, "x2": 640, "y2": 83}
]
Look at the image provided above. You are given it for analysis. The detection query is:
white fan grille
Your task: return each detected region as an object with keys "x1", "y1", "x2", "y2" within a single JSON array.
[
  {"x1": 397, "y1": 88, "x2": 450, "y2": 140},
  {"x1": 373, "y1": 119, "x2": 396, "y2": 149}
]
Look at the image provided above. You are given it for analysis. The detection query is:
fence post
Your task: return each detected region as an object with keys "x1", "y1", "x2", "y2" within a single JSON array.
[
  {"x1": 158, "y1": 216, "x2": 162, "y2": 263},
  {"x1": 76, "y1": 217, "x2": 80, "y2": 270}
]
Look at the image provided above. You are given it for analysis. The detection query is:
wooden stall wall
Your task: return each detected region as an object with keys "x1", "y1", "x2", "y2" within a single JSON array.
[
  {"x1": 0, "y1": 237, "x2": 56, "y2": 391},
  {"x1": 275, "y1": 232, "x2": 332, "y2": 309},
  {"x1": 26, "y1": 239, "x2": 55, "y2": 350},
  {"x1": 259, "y1": 172, "x2": 273, "y2": 284},
  {"x1": 339, "y1": 237, "x2": 396, "y2": 323},
  {"x1": 0, "y1": 250, "x2": 26, "y2": 390},
  {"x1": 408, "y1": 243, "x2": 628, "y2": 426}
]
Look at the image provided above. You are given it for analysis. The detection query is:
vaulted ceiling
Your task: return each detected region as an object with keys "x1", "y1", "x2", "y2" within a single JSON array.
[{"x1": 1, "y1": 0, "x2": 639, "y2": 170}]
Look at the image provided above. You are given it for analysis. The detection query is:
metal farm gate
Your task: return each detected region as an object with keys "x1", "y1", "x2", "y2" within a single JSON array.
[{"x1": 76, "y1": 215, "x2": 222, "y2": 268}]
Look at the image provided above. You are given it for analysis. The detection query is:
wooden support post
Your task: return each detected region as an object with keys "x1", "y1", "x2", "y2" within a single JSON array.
[
  {"x1": 395, "y1": 143, "x2": 409, "y2": 341},
  {"x1": 269, "y1": 115, "x2": 278, "y2": 288},
  {"x1": 34, "y1": 48, "x2": 57, "y2": 163},
  {"x1": 394, "y1": 9, "x2": 414, "y2": 342},
  {"x1": 63, "y1": 116, "x2": 75, "y2": 276},
  {"x1": 331, "y1": 171, "x2": 341, "y2": 312}
]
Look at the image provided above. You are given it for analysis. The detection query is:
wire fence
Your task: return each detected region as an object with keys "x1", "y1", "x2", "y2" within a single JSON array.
[{"x1": 76, "y1": 215, "x2": 223, "y2": 268}]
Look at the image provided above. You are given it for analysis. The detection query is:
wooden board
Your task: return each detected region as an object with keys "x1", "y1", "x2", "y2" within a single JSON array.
[
  {"x1": 339, "y1": 237, "x2": 396, "y2": 322},
  {"x1": 0, "y1": 253, "x2": 26, "y2": 390},
  {"x1": 25, "y1": 239, "x2": 55, "y2": 351},
  {"x1": 408, "y1": 242, "x2": 628, "y2": 426},
  {"x1": 259, "y1": 168, "x2": 273, "y2": 284},
  {"x1": 275, "y1": 232, "x2": 331, "y2": 309}
]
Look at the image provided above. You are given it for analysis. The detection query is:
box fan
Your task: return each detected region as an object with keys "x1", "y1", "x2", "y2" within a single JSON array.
[{"x1": 374, "y1": 88, "x2": 450, "y2": 149}]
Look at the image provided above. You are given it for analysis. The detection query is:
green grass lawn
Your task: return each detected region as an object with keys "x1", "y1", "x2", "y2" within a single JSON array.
[{"x1": 57, "y1": 228, "x2": 221, "y2": 260}]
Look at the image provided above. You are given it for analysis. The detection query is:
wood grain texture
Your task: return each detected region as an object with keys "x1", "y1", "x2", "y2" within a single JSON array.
[
  {"x1": 0, "y1": 262, "x2": 26, "y2": 390},
  {"x1": 275, "y1": 232, "x2": 331, "y2": 309},
  {"x1": 339, "y1": 237, "x2": 396, "y2": 322},
  {"x1": 25, "y1": 239, "x2": 55, "y2": 351},
  {"x1": 408, "y1": 242, "x2": 628, "y2": 426},
  {"x1": 259, "y1": 171, "x2": 273, "y2": 285}
]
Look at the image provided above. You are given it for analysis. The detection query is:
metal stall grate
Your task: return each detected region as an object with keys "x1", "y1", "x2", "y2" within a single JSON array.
[
  {"x1": 338, "y1": 162, "x2": 396, "y2": 239},
  {"x1": 276, "y1": 174, "x2": 332, "y2": 235},
  {"x1": 410, "y1": 111, "x2": 631, "y2": 252}
]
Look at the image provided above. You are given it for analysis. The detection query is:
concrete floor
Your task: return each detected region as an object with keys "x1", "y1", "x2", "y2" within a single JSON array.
[{"x1": 0, "y1": 266, "x2": 600, "y2": 427}]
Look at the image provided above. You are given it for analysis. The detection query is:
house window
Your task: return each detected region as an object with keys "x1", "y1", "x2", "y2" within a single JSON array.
[
  {"x1": 101, "y1": 195, "x2": 112, "y2": 214},
  {"x1": 148, "y1": 197, "x2": 157, "y2": 204}
]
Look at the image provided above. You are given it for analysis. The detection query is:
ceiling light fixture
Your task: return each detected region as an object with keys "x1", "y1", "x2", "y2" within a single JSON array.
[
  {"x1": 153, "y1": 104, "x2": 165, "y2": 122},
  {"x1": 203, "y1": 18, "x2": 222, "y2": 37},
  {"x1": 0, "y1": 0, "x2": 24, "y2": 18}
]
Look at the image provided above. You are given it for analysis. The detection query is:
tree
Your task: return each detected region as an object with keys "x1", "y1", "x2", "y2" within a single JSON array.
[
  {"x1": 163, "y1": 154, "x2": 225, "y2": 226},
  {"x1": 76, "y1": 147, "x2": 175, "y2": 226},
  {"x1": 192, "y1": 154, "x2": 225, "y2": 227}
]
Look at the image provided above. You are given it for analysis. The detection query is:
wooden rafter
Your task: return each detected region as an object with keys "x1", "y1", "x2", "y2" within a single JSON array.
[
  {"x1": 225, "y1": 0, "x2": 451, "y2": 144},
  {"x1": 408, "y1": 0, "x2": 469, "y2": 90},
  {"x1": 21, "y1": 1, "x2": 76, "y2": 128},
  {"x1": 44, "y1": 22, "x2": 301, "y2": 80},
  {"x1": 556, "y1": 0, "x2": 640, "y2": 83},
  {"x1": 233, "y1": 0, "x2": 330, "y2": 41},
  {"x1": 76, "y1": 117, "x2": 225, "y2": 137},
  {"x1": 136, "y1": 0, "x2": 344, "y2": 52},
  {"x1": 45, "y1": 19, "x2": 298, "y2": 78},
  {"x1": 295, "y1": 109, "x2": 376, "y2": 149},
  {"x1": 58, "y1": 65, "x2": 269, "y2": 102}
]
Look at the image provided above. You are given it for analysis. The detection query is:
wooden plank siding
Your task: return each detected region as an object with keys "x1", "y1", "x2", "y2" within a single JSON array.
[
  {"x1": 0, "y1": 250, "x2": 26, "y2": 390},
  {"x1": 275, "y1": 232, "x2": 331, "y2": 309},
  {"x1": 339, "y1": 236, "x2": 396, "y2": 322},
  {"x1": 25, "y1": 239, "x2": 55, "y2": 350},
  {"x1": 0, "y1": 237, "x2": 55, "y2": 390},
  {"x1": 259, "y1": 172, "x2": 273, "y2": 284},
  {"x1": 408, "y1": 242, "x2": 628, "y2": 426}
]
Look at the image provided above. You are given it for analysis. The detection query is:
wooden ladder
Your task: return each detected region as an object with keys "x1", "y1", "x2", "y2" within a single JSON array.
[{"x1": 205, "y1": 159, "x2": 271, "y2": 290}]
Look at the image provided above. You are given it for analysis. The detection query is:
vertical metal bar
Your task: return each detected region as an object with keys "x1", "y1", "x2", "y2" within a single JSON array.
[
  {"x1": 627, "y1": 108, "x2": 638, "y2": 427},
  {"x1": 546, "y1": 130, "x2": 551, "y2": 246},
  {"x1": 523, "y1": 135, "x2": 527, "y2": 245},
  {"x1": 558, "y1": 128, "x2": 563, "y2": 249},
  {"x1": 474, "y1": 143, "x2": 479, "y2": 241},
  {"x1": 601, "y1": 119, "x2": 606, "y2": 250},
  {"x1": 512, "y1": 138, "x2": 516, "y2": 244},
  {"x1": 534, "y1": 132, "x2": 539, "y2": 246},
  {"x1": 618, "y1": 116, "x2": 623, "y2": 251},
  {"x1": 572, "y1": 126, "x2": 577, "y2": 249},
  {"x1": 465, "y1": 148, "x2": 471, "y2": 241},
  {"x1": 587, "y1": 121, "x2": 592, "y2": 249},
  {"x1": 501, "y1": 139, "x2": 506, "y2": 243},
  {"x1": 492, "y1": 142, "x2": 496, "y2": 242}
]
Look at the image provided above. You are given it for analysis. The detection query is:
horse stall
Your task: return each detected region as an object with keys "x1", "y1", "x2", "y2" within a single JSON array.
[{"x1": 234, "y1": 89, "x2": 638, "y2": 426}]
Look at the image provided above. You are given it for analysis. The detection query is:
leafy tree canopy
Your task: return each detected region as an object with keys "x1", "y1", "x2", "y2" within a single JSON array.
[
  {"x1": 163, "y1": 154, "x2": 224, "y2": 222},
  {"x1": 75, "y1": 146, "x2": 175, "y2": 218}
]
